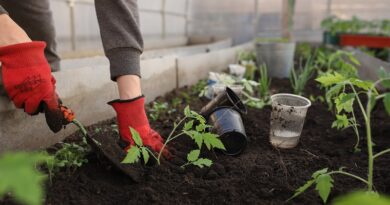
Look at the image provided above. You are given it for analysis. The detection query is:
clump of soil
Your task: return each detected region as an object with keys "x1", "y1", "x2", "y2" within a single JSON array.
[{"x1": 6, "y1": 79, "x2": 390, "y2": 205}]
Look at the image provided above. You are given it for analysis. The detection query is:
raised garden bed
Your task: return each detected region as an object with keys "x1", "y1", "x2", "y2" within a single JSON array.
[{"x1": 33, "y1": 78, "x2": 390, "y2": 205}]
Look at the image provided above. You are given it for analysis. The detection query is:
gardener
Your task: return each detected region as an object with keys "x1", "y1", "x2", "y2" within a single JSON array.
[{"x1": 0, "y1": 1, "x2": 167, "y2": 155}]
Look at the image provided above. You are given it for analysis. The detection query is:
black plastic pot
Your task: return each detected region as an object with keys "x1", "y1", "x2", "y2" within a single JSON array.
[
  {"x1": 209, "y1": 107, "x2": 247, "y2": 156},
  {"x1": 200, "y1": 87, "x2": 247, "y2": 118}
]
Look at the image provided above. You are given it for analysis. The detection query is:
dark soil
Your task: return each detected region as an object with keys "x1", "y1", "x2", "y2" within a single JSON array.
[{"x1": 7, "y1": 79, "x2": 390, "y2": 205}]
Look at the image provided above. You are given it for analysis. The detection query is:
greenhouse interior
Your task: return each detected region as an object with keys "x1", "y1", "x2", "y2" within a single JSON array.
[{"x1": 0, "y1": 0, "x2": 390, "y2": 204}]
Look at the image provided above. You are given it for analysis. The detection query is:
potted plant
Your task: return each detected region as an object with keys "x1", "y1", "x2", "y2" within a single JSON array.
[{"x1": 255, "y1": 38, "x2": 296, "y2": 78}]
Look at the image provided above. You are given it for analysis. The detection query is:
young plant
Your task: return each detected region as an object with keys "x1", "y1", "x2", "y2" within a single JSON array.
[
  {"x1": 0, "y1": 152, "x2": 50, "y2": 205},
  {"x1": 191, "y1": 79, "x2": 208, "y2": 97},
  {"x1": 290, "y1": 55, "x2": 316, "y2": 95},
  {"x1": 122, "y1": 106, "x2": 226, "y2": 167},
  {"x1": 149, "y1": 101, "x2": 175, "y2": 121},
  {"x1": 289, "y1": 69, "x2": 390, "y2": 203},
  {"x1": 258, "y1": 63, "x2": 271, "y2": 100},
  {"x1": 237, "y1": 50, "x2": 256, "y2": 64}
]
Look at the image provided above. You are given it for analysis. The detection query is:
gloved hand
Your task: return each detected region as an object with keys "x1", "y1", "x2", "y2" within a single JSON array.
[
  {"x1": 0, "y1": 41, "x2": 70, "y2": 132},
  {"x1": 108, "y1": 96, "x2": 170, "y2": 157}
]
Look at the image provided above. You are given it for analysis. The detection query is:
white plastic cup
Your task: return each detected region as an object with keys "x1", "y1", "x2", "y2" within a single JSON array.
[
  {"x1": 269, "y1": 93, "x2": 311, "y2": 149},
  {"x1": 212, "y1": 84, "x2": 244, "y2": 99}
]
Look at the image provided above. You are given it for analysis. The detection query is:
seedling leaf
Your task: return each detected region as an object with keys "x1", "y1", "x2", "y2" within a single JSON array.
[
  {"x1": 184, "y1": 120, "x2": 194, "y2": 131},
  {"x1": 187, "y1": 150, "x2": 200, "y2": 162},
  {"x1": 316, "y1": 72, "x2": 346, "y2": 87},
  {"x1": 141, "y1": 147, "x2": 150, "y2": 164},
  {"x1": 379, "y1": 67, "x2": 390, "y2": 89},
  {"x1": 122, "y1": 146, "x2": 140, "y2": 164},
  {"x1": 335, "y1": 93, "x2": 355, "y2": 113},
  {"x1": 333, "y1": 191, "x2": 390, "y2": 205},
  {"x1": 130, "y1": 127, "x2": 143, "y2": 146},
  {"x1": 350, "y1": 78, "x2": 374, "y2": 91},
  {"x1": 383, "y1": 93, "x2": 390, "y2": 116},
  {"x1": 193, "y1": 158, "x2": 213, "y2": 168},
  {"x1": 332, "y1": 114, "x2": 350, "y2": 129},
  {"x1": 315, "y1": 173, "x2": 334, "y2": 203},
  {"x1": 184, "y1": 106, "x2": 191, "y2": 117},
  {"x1": 203, "y1": 133, "x2": 226, "y2": 150},
  {"x1": 0, "y1": 152, "x2": 49, "y2": 205},
  {"x1": 288, "y1": 179, "x2": 316, "y2": 201}
]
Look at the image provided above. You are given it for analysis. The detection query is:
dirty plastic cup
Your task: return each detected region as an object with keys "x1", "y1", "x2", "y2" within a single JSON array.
[
  {"x1": 211, "y1": 84, "x2": 244, "y2": 98},
  {"x1": 200, "y1": 87, "x2": 247, "y2": 118},
  {"x1": 209, "y1": 107, "x2": 247, "y2": 156},
  {"x1": 269, "y1": 93, "x2": 311, "y2": 149}
]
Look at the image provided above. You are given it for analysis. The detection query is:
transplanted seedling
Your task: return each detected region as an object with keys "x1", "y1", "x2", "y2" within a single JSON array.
[
  {"x1": 290, "y1": 54, "x2": 317, "y2": 95},
  {"x1": 289, "y1": 68, "x2": 390, "y2": 203},
  {"x1": 122, "y1": 106, "x2": 226, "y2": 168}
]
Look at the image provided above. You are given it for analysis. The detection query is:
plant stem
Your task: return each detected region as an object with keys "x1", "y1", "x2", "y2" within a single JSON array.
[
  {"x1": 157, "y1": 117, "x2": 188, "y2": 164},
  {"x1": 350, "y1": 110, "x2": 360, "y2": 151},
  {"x1": 373, "y1": 148, "x2": 390, "y2": 159},
  {"x1": 72, "y1": 119, "x2": 87, "y2": 137},
  {"x1": 328, "y1": 170, "x2": 369, "y2": 185},
  {"x1": 350, "y1": 83, "x2": 373, "y2": 191},
  {"x1": 146, "y1": 149, "x2": 159, "y2": 162}
]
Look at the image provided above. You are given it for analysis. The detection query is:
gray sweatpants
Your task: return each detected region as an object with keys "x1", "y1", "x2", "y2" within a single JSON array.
[{"x1": 0, "y1": 0, "x2": 143, "y2": 80}]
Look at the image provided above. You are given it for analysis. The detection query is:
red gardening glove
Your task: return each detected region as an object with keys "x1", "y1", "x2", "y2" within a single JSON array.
[
  {"x1": 0, "y1": 41, "x2": 69, "y2": 132},
  {"x1": 108, "y1": 96, "x2": 170, "y2": 158}
]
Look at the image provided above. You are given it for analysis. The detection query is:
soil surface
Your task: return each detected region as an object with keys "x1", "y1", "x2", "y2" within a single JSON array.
[{"x1": 4, "y1": 79, "x2": 390, "y2": 205}]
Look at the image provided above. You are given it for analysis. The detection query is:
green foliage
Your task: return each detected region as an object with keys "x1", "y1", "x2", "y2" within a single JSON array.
[
  {"x1": 289, "y1": 168, "x2": 334, "y2": 204},
  {"x1": 0, "y1": 152, "x2": 50, "y2": 205},
  {"x1": 48, "y1": 142, "x2": 89, "y2": 177},
  {"x1": 122, "y1": 106, "x2": 225, "y2": 168},
  {"x1": 316, "y1": 50, "x2": 359, "y2": 79},
  {"x1": 333, "y1": 191, "x2": 390, "y2": 205},
  {"x1": 121, "y1": 128, "x2": 148, "y2": 164},
  {"x1": 290, "y1": 55, "x2": 317, "y2": 95},
  {"x1": 296, "y1": 43, "x2": 313, "y2": 60},
  {"x1": 191, "y1": 80, "x2": 208, "y2": 97},
  {"x1": 182, "y1": 150, "x2": 213, "y2": 168},
  {"x1": 237, "y1": 50, "x2": 256, "y2": 63},
  {"x1": 321, "y1": 16, "x2": 390, "y2": 36},
  {"x1": 149, "y1": 101, "x2": 169, "y2": 121},
  {"x1": 332, "y1": 114, "x2": 349, "y2": 129},
  {"x1": 242, "y1": 61, "x2": 257, "y2": 81},
  {"x1": 258, "y1": 63, "x2": 271, "y2": 100}
]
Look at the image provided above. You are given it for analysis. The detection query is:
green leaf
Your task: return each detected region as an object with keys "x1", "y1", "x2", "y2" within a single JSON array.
[
  {"x1": 288, "y1": 179, "x2": 316, "y2": 201},
  {"x1": 193, "y1": 133, "x2": 203, "y2": 149},
  {"x1": 316, "y1": 72, "x2": 346, "y2": 87},
  {"x1": 184, "y1": 120, "x2": 194, "y2": 131},
  {"x1": 121, "y1": 146, "x2": 140, "y2": 164},
  {"x1": 192, "y1": 158, "x2": 213, "y2": 168},
  {"x1": 203, "y1": 133, "x2": 226, "y2": 150},
  {"x1": 130, "y1": 127, "x2": 143, "y2": 146},
  {"x1": 350, "y1": 78, "x2": 374, "y2": 91},
  {"x1": 196, "y1": 124, "x2": 206, "y2": 132},
  {"x1": 384, "y1": 93, "x2": 390, "y2": 116},
  {"x1": 334, "y1": 191, "x2": 390, "y2": 205},
  {"x1": 335, "y1": 93, "x2": 355, "y2": 113},
  {"x1": 0, "y1": 152, "x2": 49, "y2": 205},
  {"x1": 312, "y1": 168, "x2": 329, "y2": 178},
  {"x1": 332, "y1": 114, "x2": 350, "y2": 129},
  {"x1": 187, "y1": 150, "x2": 200, "y2": 162},
  {"x1": 141, "y1": 147, "x2": 150, "y2": 164},
  {"x1": 315, "y1": 173, "x2": 334, "y2": 203},
  {"x1": 378, "y1": 67, "x2": 390, "y2": 89},
  {"x1": 184, "y1": 105, "x2": 191, "y2": 117}
]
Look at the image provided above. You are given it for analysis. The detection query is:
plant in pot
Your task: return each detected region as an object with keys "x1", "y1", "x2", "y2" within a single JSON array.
[{"x1": 255, "y1": 0, "x2": 295, "y2": 78}]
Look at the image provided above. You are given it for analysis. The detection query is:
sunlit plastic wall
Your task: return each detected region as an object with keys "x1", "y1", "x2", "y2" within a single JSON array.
[{"x1": 49, "y1": 0, "x2": 390, "y2": 52}]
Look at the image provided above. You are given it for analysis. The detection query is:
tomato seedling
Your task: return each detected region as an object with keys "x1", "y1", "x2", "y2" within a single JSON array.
[{"x1": 289, "y1": 68, "x2": 390, "y2": 203}]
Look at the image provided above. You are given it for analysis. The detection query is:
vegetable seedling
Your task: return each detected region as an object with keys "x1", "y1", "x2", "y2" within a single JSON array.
[
  {"x1": 289, "y1": 69, "x2": 390, "y2": 203},
  {"x1": 290, "y1": 54, "x2": 316, "y2": 95},
  {"x1": 122, "y1": 106, "x2": 226, "y2": 167}
]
